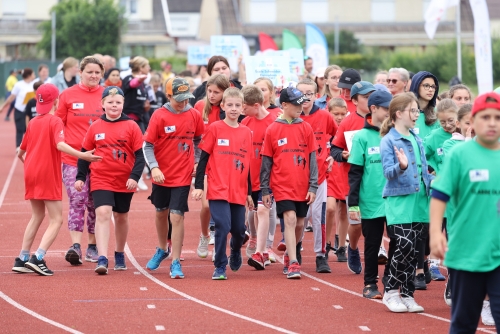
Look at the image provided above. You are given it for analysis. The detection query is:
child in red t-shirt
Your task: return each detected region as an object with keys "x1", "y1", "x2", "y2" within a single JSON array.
[
  {"x1": 192, "y1": 88, "x2": 253, "y2": 280},
  {"x1": 14, "y1": 83, "x2": 101, "y2": 276},
  {"x1": 75, "y1": 86, "x2": 145, "y2": 275},
  {"x1": 143, "y1": 78, "x2": 204, "y2": 278},
  {"x1": 261, "y1": 86, "x2": 318, "y2": 279}
]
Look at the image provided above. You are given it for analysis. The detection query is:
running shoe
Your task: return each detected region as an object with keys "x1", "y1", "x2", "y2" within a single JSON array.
[
  {"x1": 287, "y1": 262, "x2": 301, "y2": 279},
  {"x1": 212, "y1": 251, "x2": 216, "y2": 262},
  {"x1": 263, "y1": 252, "x2": 271, "y2": 266},
  {"x1": 266, "y1": 248, "x2": 277, "y2": 263},
  {"x1": 481, "y1": 300, "x2": 495, "y2": 326},
  {"x1": 146, "y1": 247, "x2": 169, "y2": 271},
  {"x1": 277, "y1": 240, "x2": 286, "y2": 252},
  {"x1": 444, "y1": 281, "x2": 452, "y2": 306},
  {"x1": 245, "y1": 238, "x2": 256, "y2": 259},
  {"x1": 347, "y1": 247, "x2": 362, "y2": 274},
  {"x1": 282, "y1": 253, "x2": 289, "y2": 275},
  {"x1": 325, "y1": 241, "x2": 334, "y2": 260},
  {"x1": 333, "y1": 234, "x2": 339, "y2": 253},
  {"x1": 229, "y1": 245, "x2": 242, "y2": 272},
  {"x1": 336, "y1": 246, "x2": 347, "y2": 262},
  {"x1": 296, "y1": 241, "x2": 302, "y2": 265},
  {"x1": 363, "y1": 284, "x2": 382, "y2": 299},
  {"x1": 65, "y1": 244, "x2": 83, "y2": 266},
  {"x1": 170, "y1": 259, "x2": 184, "y2": 279},
  {"x1": 401, "y1": 297, "x2": 424, "y2": 313},
  {"x1": 429, "y1": 265, "x2": 446, "y2": 281},
  {"x1": 247, "y1": 252, "x2": 265, "y2": 270},
  {"x1": 114, "y1": 251, "x2": 127, "y2": 271},
  {"x1": 315, "y1": 256, "x2": 331, "y2": 273},
  {"x1": 137, "y1": 176, "x2": 148, "y2": 191},
  {"x1": 305, "y1": 225, "x2": 313, "y2": 232},
  {"x1": 85, "y1": 245, "x2": 99, "y2": 263},
  {"x1": 378, "y1": 246, "x2": 388, "y2": 265},
  {"x1": 12, "y1": 257, "x2": 33, "y2": 273},
  {"x1": 208, "y1": 230, "x2": 215, "y2": 245},
  {"x1": 212, "y1": 266, "x2": 227, "y2": 280},
  {"x1": 197, "y1": 234, "x2": 210, "y2": 258},
  {"x1": 95, "y1": 256, "x2": 108, "y2": 275},
  {"x1": 414, "y1": 273, "x2": 427, "y2": 290},
  {"x1": 383, "y1": 290, "x2": 408, "y2": 313},
  {"x1": 243, "y1": 230, "x2": 250, "y2": 246},
  {"x1": 24, "y1": 255, "x2": 53, "y2": 276}
]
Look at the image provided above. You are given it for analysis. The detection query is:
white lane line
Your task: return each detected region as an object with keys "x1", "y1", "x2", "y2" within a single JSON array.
[
  {"x1": 134, "y1": 271, "x2": 141, "y2": 275},
  {"x1": 333, "y1": 305, "x2": 343, "y2": 309},
  {"x1": 0, "y1": 157, "x2": 17, "y2": 208},
  {"x1": 155, "y1": 325, "x2": 165, "y2": 331},
  {"x1": 140, "y1": 287, "x2": 148, "y2": 291},
  {"x1": 0, "y1": 291, "x2": 83, "y2": 334},
  {"x1": 359, "y1": 326, "x2": 371, "y2": 331},
  {"x1": 311, "y1": 287, "x2": 320, "y2": 291},
  {"x1": 147, "y1": 305, "x2": 156, "y2": 309},
  {"x1": 124, "y1": 244, "x2": 297, "y2": 334}
]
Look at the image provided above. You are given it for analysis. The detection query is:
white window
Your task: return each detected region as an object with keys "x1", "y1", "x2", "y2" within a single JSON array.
[
  {"x1": 2, "y1": 0, "x2": 27, "y2": 18},
  {"x1": 371, "y1": 0, "x2": 395, "y2": 22},
  {"x1": 301, "y1": 0, "x2": 328, "y2": 23},
  {"x1": 249, "y1": 0, "x2": 276, "y2": 23},
  {"x1": 120, "y1": 0, "x2": 139, "y2": 20}
]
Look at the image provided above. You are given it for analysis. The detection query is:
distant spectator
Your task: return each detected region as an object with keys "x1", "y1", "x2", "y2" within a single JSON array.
[
  {"x1": 104, "y1": 68, "x2": 122, "y2": 88},
  {"x1": 160, "y1": 61, "x2": 175, "y2": 82},
  {"x1": 51, "y1": 57, "x2": 80, "y2": 93},
  {"x1": 178, "y1": 70, "x2": 193, "y2": 77},
  {"x1": 4, "y1": 69, "x2": 18, "y2": 121},
  {"x1": 314, "y1": 67, "x2": 326, "y2": 98},
  {"x1": 387, "y1": 68, "x2": 409, "y2": 96},
  {"x1": 304, "y1": 57, "x2": 313, "y2": 78},
  {"x1": 35, "y1": 64, "x2": 51, "y2": 84},
  {"x1": 102, "y1": 55, "x2": 113, "y2": 72},
  {"x1": 24, "y1": 81, "x2": 44, "y2": 124},
  {"x1": 374, "y1": 70, "x2": 388, "y2": 87}
]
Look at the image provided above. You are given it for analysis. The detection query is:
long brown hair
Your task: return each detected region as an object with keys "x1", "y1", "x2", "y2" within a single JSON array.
[
  {"x1": 202, "y1": 74, "x2": 230, "y2": 121},
  {"x1": 380, "y1": 92, "x2": 418, "y2": 136},
  {"x1": 207, "y1": 56, "x2": 230, "y2": 76}
]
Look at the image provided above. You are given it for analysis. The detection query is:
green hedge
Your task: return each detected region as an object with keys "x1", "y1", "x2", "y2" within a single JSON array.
[{"x1": 148, "y1": 56, "x2": 188, "y2": 74}]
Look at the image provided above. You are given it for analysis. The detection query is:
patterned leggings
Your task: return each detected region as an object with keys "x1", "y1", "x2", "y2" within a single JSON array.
[
  {"x1": 385, "y1": 223, "x2": 427, "y2": 298},
  {"x1": 62, "y1": 164, "x2": 96, "y2": 234}
]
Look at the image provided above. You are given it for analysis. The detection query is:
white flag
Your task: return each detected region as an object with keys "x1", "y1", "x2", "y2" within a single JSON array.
[
  {"x1": 469, "y1": 0, "x2": 493, "y2": 94},
  {"x1": 424, "y1": 0, "x2": 459, "y2": 40}
]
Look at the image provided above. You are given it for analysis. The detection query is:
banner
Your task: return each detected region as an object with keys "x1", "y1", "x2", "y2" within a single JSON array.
[
  {"x1": 283, "y1": 29, "x2": 303, "y2": 50},
  {"x1": 211, "y1": 35, "x2": 243, "y2": 72},
  {"x1": 258, "y1": 32, "x2": 278, "y2": 52},
  {"x1": 266, "y1": 49, "x2": 305, "y2": 77},
  {"x1": 245, "y1": 56, "x2": 290, "y2": 87},
  {"x1": 469, "y1": 0, "x2": 493, "y2": 94},
  {"x1": 424, "y1": 0, "x2": 459, "y2": 40},
  {"x1": 305, "y1": 23, "x2": 328, "y2": 73},
  {"x1": 187, "y1": 46, "x2": 211, "y2": 65}
]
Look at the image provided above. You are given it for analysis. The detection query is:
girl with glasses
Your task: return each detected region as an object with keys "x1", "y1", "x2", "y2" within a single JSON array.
[
  {"x1": 314, "y1": 65, "x2": 342, "y2": 110},
  {"x1": 409, "y1": 71, "x2": 440, "y2": 140}
]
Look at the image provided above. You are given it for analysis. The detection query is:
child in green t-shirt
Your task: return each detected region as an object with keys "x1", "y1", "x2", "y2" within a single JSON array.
[
  {"x1": 442, "y1": 103, "x2": 474, "y2": 156},
  {"x1": 430, "y1": 92, "x2": 500, "y2": 332}
]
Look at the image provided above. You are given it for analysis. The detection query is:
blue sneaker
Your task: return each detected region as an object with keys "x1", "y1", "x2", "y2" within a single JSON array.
[
  {"x1": 229, "y1": 244, "x2": 242, "y2": 272},
  {"x1": 114, "y1": 251, "x2": 127, "y2": 271},
  {"x1": 430, "y1": 265, "x2": 446, "y2": 281},
  {"x1": 95, "y1": 256, "x2": 108, "y2": 275},
  {"x1": 212, "y1": 266, "x2": 227, "y2": 280},
  {"x1": 170, "y1": 259, "x2": 184, "y2": 279},
  {"x1": 347, "y1": 247, "x2": 362, "y2": 274},
  {"x1": 146, "y1": 247, "x2": 169, "y2": 271}
]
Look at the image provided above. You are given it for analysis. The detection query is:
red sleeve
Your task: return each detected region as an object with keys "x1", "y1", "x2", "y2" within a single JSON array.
[
  {"x1": 20, "y1": 124, "x2": 30, "y2": 151},
  {"x1": 332, "y1": 120, "x2": 347, "y2": 149},
  {"x1": 55, "y1": 91, "x2": 68, "y2": 125},
  {"x1": 261, "y1": 126, "x2": 274, "y2": 157},
  {"x1": 132, "y1": 122, "x2": 144, "y2": 151},
  {"x1": 194, "y1": 111, "x2": 205, "y2": 137},
  {"x1": 53, "y1": 118, "x2": 65, "y2": 144},
  {"x1": 82, "y1": 126, "x2": 95, "y2": 151},
  {"x1": 143, "y1": 111, "x2": 160, "y2": 143},
  {"x1": 199, "y1": 123, "x2": 216, "y2": 154}
]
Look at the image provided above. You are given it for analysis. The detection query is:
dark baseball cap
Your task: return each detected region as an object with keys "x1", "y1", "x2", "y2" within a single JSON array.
[
  {"x1": 279, "y1": 86, "x2": 309, "y2": 106},
  {"x1": 350, "y1": 81, "x2": 376, "y2": 99},
  {"x1": 338, "y1": 68, "x2": 361, "y2": 89},
  {"x1": 368, "y1": 90, "x2": 393, "y2": 108},
  {"x1": 102, "y1": 86, "x2": 124, "y2": 99},
  {"x1": 165, "y1": 77, "x2": 195, "y2": 102}
]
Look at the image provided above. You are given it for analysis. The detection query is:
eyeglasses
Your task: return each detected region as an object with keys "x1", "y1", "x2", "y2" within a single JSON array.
[
  {"x1": 403, "y1": 108, "x2": 420, "y2": 116},
  {"x1": 439, "y1": 119, "x2": 456, "y2": 125},
  {"x1": 387, "y1": 79, "x2": 398, "y2": 85},
  {"x1": 421, "y1": 83, "x2": 437, "y2": 91},
  {"x1": 303, "y1": 93, "x2": 315, "y2": 98}
]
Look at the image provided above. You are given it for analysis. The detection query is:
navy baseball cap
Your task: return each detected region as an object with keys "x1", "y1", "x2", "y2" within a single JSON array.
[
  {"x1": 102, "y1": 86, "x2": 124, "y2": 99},
  {"x1": 350, "y1": 81, "x2": 376, "y2": 99},
  {"x1": 279, "y1": 86, "x2": 309, "y2": 106},
  {"x1": 338, "y1": 68, "x2": 361, "y2": 89},
  {"x1": 368, "y1": 90, "x2": 392, "y2": 108}
]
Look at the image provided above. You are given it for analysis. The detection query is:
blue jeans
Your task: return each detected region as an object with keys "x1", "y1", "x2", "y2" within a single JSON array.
[{"x1": 209, "y1": 200, "x2": 246, "y2": 268}]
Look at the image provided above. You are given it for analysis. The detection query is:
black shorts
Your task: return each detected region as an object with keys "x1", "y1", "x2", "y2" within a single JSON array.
[
  {"x1": 92, "y1": 190, "x2": 134, "y2": 213},
  {"x1": 276, "y1": 200, "x2": 309, "y2": 219},
  {"x1": 336, "y1": 198, "x2": 346, "y2": 204},
  {"x1": 148, "y1": 184, "x2": 190, "y2": 214}
]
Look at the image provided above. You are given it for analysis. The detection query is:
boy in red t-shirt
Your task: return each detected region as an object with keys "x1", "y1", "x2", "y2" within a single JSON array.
[
  {"x1": 142, "y1": 78, "x2": 204, "y2": 278},
  {"x1": 192, "y1": 88, "x2": 253, "y2": 280},
  {"x1": 14, "y1": 84, "x2": 101, "y2": 276},
  {"x1": 261, "y1": 86, "x2": 318, "y2": 279},
  {"x1": 75, "y1": 86, "x2": 145, "y2": 275},
  {"x1": 240, "y1": 85, "x2": 276, "y2": 270}
]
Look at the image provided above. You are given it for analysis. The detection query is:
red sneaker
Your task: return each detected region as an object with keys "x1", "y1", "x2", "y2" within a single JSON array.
[
  {"x1": 247, "y1": 252, "x2": 265, "y2": 270},
  {"x1": 283, "y1": 254, "x2": 290, "y2": 275},
  {"x1": 263, "y1": 252, "x2": 271, "y2": 266},
  {"x1": 277, "y1": 241, "x2": 286, "y2": 252},
  {"x1": 287, "y1": 262, "x2": 301, "y2": 279}
]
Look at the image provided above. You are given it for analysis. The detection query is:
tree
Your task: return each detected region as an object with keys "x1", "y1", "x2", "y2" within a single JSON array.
[
  {"x1": 325, "y1": 30, "x2": 362, "y2": 54},
  {"x1": 38, "y1": 0, "x2": 126, "y2": 59}
]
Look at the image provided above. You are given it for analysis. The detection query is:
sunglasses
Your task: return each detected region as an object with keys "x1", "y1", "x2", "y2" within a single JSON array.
[{"x1": 387, "y1": 79, "x2": 399, "y2": 85}]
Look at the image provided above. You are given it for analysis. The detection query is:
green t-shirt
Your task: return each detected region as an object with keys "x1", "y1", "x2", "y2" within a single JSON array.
[
  {"x1": 348, "y1": 128, "x2": 385, "y2": 219},
  {"x1": 424, "y1": 127, "x2": 452, "y2": 174},
  {"x1": 432, "y1": 141, "x2": 500, "y2": 272},
  {"x1": 442, "y1": 137, "x2": 464, "y2": 157},
  {"x1": 414, "y1": 112, "x2": 440, "y2": 140}
]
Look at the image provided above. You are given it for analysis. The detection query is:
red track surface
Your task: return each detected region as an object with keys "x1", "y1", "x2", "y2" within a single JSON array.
[{"x1": 0, "y1": 119, "x2": 497, "y2": 334}]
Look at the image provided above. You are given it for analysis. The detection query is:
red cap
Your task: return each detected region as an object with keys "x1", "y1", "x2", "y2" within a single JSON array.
[
  {"x1": 472, "y1": 92, "x2": 500, "y2": 117},
  {"x1": 36, "y1": 83, "x2": 60, "y2": 115}
]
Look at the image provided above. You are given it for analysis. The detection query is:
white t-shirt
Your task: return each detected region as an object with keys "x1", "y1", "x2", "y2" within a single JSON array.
[{"x1": 11, "y1": 80, "x2": 35, "y2": 112}]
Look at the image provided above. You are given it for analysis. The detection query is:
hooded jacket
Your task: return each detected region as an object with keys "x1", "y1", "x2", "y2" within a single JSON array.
[
  {"x1": 409, "y1": 71, "x2": 439, "y2": 110},
  {"x1": 51, "y1": 70, "x2": 81, "y2": 94}
]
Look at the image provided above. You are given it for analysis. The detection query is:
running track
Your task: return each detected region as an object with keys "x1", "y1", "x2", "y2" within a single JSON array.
[{"x1": 0, "y1": 119, "x2": 496, "y2": 334}]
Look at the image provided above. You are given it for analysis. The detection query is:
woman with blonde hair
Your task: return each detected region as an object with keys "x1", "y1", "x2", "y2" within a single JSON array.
[
  {"x1": 315, "y1": 65, "x2": 343, "y2": 110},
  {"x1": 52, "y1": 57, "x2": 81, "y2": 93}
]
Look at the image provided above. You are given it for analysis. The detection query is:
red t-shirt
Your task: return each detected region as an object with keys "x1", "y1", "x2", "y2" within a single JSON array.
[
  {"x1": 82, "y1": 116, "x2": 143, "y2": 193},
  {"x1": 56, "y1": 84, "x2": 105, "y2": 166},
  {"x1": 199, "y1": 121, "x2": 252, "y2": 205},
  {"x1": 342, "y1": 96, "x2": 356, "y2": 114},
  {"x1": 144, "y1": 107, "x2": 205, "y2": 187},
  {"x1": 267, "y1": 105, "x2": 281, "y2": 119},
  {"x1": 241, "y1": 112, "x2": 276, "y2": 191},
  {"x1": 194, "y1": 100, "x2": 222, "y2": 127},
  {"x1": 331, "y1": 112, "x2": 365, "y2": 199},
  {"x1": 261, "y1": 120, "x2": 317, "y2": 201},
  {"x1": 300, "y1": 109, "x2": 338, "y2": 184},
  {"x1": 20, "y1": 114, "x2": 65, "y2": 200}
]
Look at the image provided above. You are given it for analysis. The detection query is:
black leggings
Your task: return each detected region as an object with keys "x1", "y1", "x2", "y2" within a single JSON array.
[{"x1": 14, "y1": 109, "x2": 26, "y2": 147}]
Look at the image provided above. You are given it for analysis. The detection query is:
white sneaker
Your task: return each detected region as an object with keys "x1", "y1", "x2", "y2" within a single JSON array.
[
  {"x1": 401, "y1": 297, "x2": 424, "y2": 313},
  {"x1": 197, "y1": 234, "x2": 210, "y2": 258},
  {"x1": 208, "y1": 230, "x2": 215, "y2": 245},
  {"x1": 267, "y1": 248, "x2": 276, "y2": 263},
  {"x1": 481, "y1": 300, "x2": 495, "y2": 326},
  {"x1": 137, "y1": 176, "x2": 148, "y2": 191},
  {"x1": 378, "y1": 246, "x2": 388, "y2": 264},
  {"x1": 211, "y1": 251, "x2": 215, "y2": 262},
  {"x1": 246, "y1": 238, "x2": 256, "y2": 259},
  {"x1": 383, "y1": 290, "x2": 408, "y2": 313}
]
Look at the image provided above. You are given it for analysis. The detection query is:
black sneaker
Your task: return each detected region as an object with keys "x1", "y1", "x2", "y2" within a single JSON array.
[
  {"x1": 114, "y1": 251, "x2": 127, "y2": 271},
  {"x1": 315, "y1": 256, "x2": 331, "y2": 273},
  {"x1": 325, "y1": 242, "x2": 333, "y2": 260},
  {"x1": 95, "y1": 256, "x2": 108, "y2": 275},
  {"x1": 382, "y1": 275, "x2": 389, "y2": 291},
  {"x1": 423, "y1": 260, "x2": 432, "y2": 284},
  {"x1": 296, "y1": 241, "x2": 302, "y2": 265},
  {"x1": 414, "y1": 273, "x2": 427, "y2": 290},
  {"x1": 336, "y1": 246, "x2": 347, "y2": 262},
  {"x1": 305, "y1": 225, "x2": 313, "y2": 232},
  {"x1": 12, "y1": 257, "x2": 33, "y2": 273},
  {"x1": 65, "y1": 244, "x2": 83, "y2": 266},
  {"x1": 229, "y1": 240, "x2": 242, "y2": 272},
  {"x1": 333, "y1": 234, "x2": 339, "y2": 253},
  {"x1": 24, "y1": 255, "x2": 53, "y2": 276},
  {"x1": 363, "y1": 284, "x2": 382, "y2": 299}
]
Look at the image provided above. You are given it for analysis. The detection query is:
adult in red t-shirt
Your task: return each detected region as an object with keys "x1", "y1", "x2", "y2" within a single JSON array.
[
  {"x1": 260, "y1": 86, "x2": 318, "y2": 279},
  {"x1": 15, "y1": 83, "x2": 101, "y2": 276},
  {"x1": 142, "y1": 78, "x2": 205, "y2": 277},
  {"x1": 192, "y1": 88, "x2": 253, "y2": 280},
  {"x1": 56, "y1": 56, "x2": 105, "y2": 265},
  {"x1": 75, "y1": 86, "x2": 145, "y2": 275}
]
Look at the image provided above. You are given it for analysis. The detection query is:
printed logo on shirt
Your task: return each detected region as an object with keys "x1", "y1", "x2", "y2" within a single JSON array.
[
  {"x1": 278, "y1": 138, "x2": 287, "y2": 146},
  {"x1": 73, "y1": 103, "x2": 84, "y2": 109},
  {"x1": 233, "y1": 159, "x2": 245, "y2": 173},
  {"x1": 178, "y1": 142, "x2": 190, "y2": 155},
  {"x1": 218, "y1": 139, "x2": 229, "y2": 146},
  {"x1": 469, "y1": 170, "x2": 489, "y2": 182},
  {"x1": 368, "y1": 147, "x2": 380, "y2": 155},
  {"x1": 413, "y1": 128, "x2": 420, "y2": 135},
  {"x1": 437, "y1": 147, "x2": 444, "y2": 156},
  {"x1": 165, "y1": 125, "x2": 176, "y2": 133},
  {"x1": 293, "y1": 154, "x2": 307, "y2": 169},
  {"x1": 95, "y1": 133, "x2": 105, "y2": 141}
]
